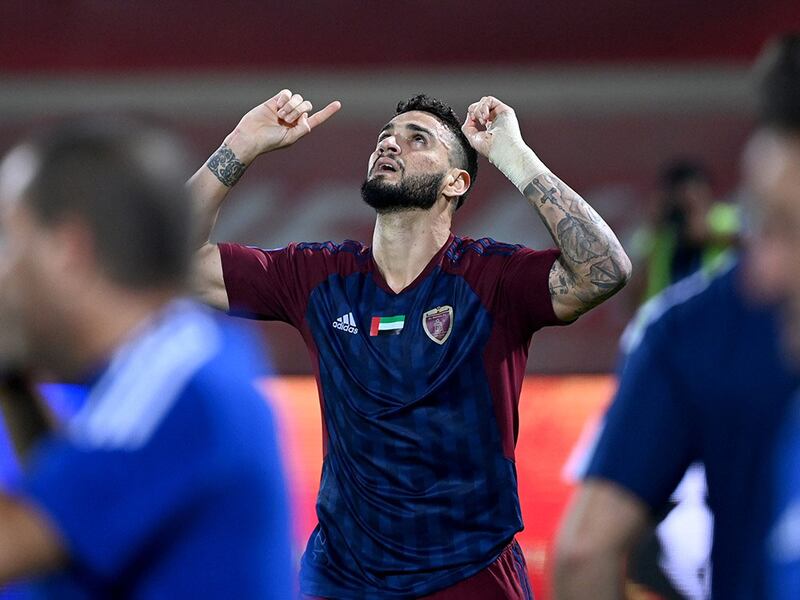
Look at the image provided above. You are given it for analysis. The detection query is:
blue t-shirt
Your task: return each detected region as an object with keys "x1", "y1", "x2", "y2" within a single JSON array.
[
  {"x1": 220, "y1": 235, "x2": 562, "y2": 598},
  {"x1": 586, "y1": 260, "x2": 800, "y2": 599},
  {"x1": 0, "y1": 384, "x2": 87, "y2": 600},
  {"x1": 15, "y1": 300, "x2": 293, "y2": 599},
  {"x1": 0, "y1": 384, "x2": 87, "y2": 493},
  {"x1": 768, "y1": 390, "x2": 800, "y2": 599}
]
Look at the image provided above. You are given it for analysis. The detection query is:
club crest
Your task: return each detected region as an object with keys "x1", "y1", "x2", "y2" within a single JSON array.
[{"x1": 422, "y1": 305, "x2": 453, "y2": 345}]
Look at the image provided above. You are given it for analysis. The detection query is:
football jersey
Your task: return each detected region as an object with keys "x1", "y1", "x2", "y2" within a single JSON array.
[
  {"x1": 585, "y1": 260, "x2": 800, "y2": 599},
  {"x1": 17, "y1": 300, "x2": 293, "y2": 599},
  {"x1": 220, "y1": 234, "x2": 562, "y2": 598}
]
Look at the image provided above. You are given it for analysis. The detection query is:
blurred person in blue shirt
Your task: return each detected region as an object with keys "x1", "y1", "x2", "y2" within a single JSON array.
[
  {"x1": 0, "y1": 119, "x2": 293, "y2": 598},
  {"x1": 745, "y1": 33, "x2": 800, "y2": 600},
  {"x1": 554, "y1": 33, "x2": 800, "y2": 600}
]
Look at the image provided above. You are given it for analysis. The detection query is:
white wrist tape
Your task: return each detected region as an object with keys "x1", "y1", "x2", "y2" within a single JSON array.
[
  {"x1": 486, "y1": 112, "x2": 549, "y2": 192},
  {"x1": 489, "y1": 143, "x2": 549, "y2": 192}
]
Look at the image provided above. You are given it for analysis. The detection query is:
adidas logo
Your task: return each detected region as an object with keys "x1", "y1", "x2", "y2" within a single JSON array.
[{"x1": 332, "y1": 312, "x2": 358, "y2": 334}]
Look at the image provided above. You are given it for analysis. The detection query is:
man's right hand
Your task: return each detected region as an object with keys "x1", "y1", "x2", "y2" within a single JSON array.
[
  {"x1": 188, "y1": 90, "x2": 339, "y2": 312},
  {"x1": 223, "y1": 90, "x2": 341, "y2": 165}
]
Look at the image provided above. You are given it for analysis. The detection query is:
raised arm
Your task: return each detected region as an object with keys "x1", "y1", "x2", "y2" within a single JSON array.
[
  {"x1": 187, "y1": 90, "x2": 341, "y2": 310},
  {"x1": 462, "y1": 96, "x2": 631, "y2": 321}
]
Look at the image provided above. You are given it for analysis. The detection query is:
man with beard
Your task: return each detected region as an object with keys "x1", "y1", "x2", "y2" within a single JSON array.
[{"x1": 188, "y1": 90, "x2": 631, "y2": 599}]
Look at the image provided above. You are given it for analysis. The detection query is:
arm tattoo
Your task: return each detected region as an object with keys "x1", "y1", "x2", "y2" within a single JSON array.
[
  {"x1": 527, "y1": 178, "x2": 561, "y2": 205},
  {"x1": 524, "y1": 173, "x2": 630, "y2": 317},
  {"x1": 589, "y1": 256, "x2": 626, "y2": 290},
  {"x1": 554, "y1": 213, "x2": 608, "y2": 263},
  {"x1": 206, "y1": 144, "x2": 247, "y2": 187}
]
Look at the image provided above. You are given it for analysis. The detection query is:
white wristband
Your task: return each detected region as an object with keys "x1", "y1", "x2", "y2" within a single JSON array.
[{"x1": 489, "y1": 141, "x2": 549, "y2": 193}]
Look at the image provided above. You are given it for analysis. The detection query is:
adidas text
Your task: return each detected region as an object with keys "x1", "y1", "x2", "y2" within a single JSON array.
[{"x1": 332, "y1": 312, "x2": 358, "y2": 335}]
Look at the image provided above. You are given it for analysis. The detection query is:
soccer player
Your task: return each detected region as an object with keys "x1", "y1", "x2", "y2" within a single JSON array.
[
  {"x1": 188, "y1": 91, "x2": 631, "y2": 598},
  {"x1": 0, "y1": 120, "x2": 293, "y2": 597},
  {"x1": 553, "y1": 35, "x2": 800, "y2": 600},
  {"x1": 744, "y1": 34, "x2": 800, "y2": 599}
]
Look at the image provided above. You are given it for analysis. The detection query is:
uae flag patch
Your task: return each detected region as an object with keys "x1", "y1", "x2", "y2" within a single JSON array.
[{"x1": 370, "y1": 315, "x2": 405, "y2": 336}]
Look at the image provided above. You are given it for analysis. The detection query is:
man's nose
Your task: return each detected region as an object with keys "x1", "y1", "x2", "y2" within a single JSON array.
[{"x1": 378, "y1": 135, "x2": 400, "y2": 154}]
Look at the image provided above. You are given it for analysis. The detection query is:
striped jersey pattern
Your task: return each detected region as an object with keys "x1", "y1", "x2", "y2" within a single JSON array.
[{"x1": 220, "y1": 234, "x2": 562, "y2": 598}]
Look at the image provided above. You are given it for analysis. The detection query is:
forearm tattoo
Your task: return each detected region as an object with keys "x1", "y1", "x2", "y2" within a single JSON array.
[
  {"x1": 524, "y1": 173, "x2": 629, "y2": 316},
  {"x1": 206, "y1": 144, "x2": 247, "y2": 187}
]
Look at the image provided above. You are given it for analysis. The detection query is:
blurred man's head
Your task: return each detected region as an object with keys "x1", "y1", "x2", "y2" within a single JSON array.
[
  {"x1": 361, "y1": 95, "x2": 477, "y2": 214},
  {"x1": 744, "y1": 132, "x2": 800, "y2": 359},
  {"x1": 745, "y1": 33, "x2": 800, "y2": 361},
  {"x1": 0, "y1": 119, "x2": 194, "y2": 377},
  {"x1": 755, "y1": 34, "x2": 800, "y2": 132}
]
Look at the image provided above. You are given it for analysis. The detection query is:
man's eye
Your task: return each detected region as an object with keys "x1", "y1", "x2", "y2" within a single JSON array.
[{"x1": 413, "y1": 135, "x2": 425, "y2": 143}]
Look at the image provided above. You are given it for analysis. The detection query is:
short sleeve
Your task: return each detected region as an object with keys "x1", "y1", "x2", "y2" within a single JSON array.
[
  {"x1": 21, "y1": 411, "x2": 210, "y2": 578},
  {"x1": 585, "y1": 321, "x2": 698, "y2": 512},
  {"x1": 498, "y1": 247, "x2": 563, "y2": 337},
  {"x1": 219, "y1": 242, "x2": 310, "y2": 326}
]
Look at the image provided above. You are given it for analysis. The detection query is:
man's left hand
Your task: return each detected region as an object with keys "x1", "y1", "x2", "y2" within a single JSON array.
[
  {"x1": 462, "y1": 96, "x2": 548, "y2": 192},
  {"x1": 461, "y1": 96, "x2": 521, "y2": 158}
]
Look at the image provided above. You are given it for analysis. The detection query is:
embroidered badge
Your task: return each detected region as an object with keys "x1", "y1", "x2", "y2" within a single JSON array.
[{"x1": 422, "y1": 305, "x2": 453, "y2": 345}]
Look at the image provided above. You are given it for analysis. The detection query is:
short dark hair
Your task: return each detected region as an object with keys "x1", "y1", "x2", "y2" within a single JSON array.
[
  {"x1": 755, "y1": 33, "x2": 800, "y2": 132},
  {"x1": 395, "y1": 94, "x2": 478, "y2": 209},
  {"x1": 20, "y1": 118, "x2": 194, "y2": 289}
]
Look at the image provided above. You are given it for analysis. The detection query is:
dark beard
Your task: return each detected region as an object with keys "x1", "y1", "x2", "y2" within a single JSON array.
[{"x1": 360, "y1": 172, "x2": 445, "y2": 213}]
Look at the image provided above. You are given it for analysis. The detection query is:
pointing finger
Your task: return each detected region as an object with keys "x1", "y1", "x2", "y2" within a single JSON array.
[{"x1": 307, "y1": 100, "x2": 342, "y2": 130}]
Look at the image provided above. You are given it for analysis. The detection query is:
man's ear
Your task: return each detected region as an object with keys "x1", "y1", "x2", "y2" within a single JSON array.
[
  {"x1": 441, "y1": 169, "x2": 470, "y2": 200},
  {"x1": 46, "y1": 218, "x2": 97, "y2": 284}
]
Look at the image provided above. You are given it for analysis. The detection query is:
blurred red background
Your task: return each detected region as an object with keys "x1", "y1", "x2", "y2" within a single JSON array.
[
  {"x1": 3, "y1": 1, "x2": 796, "y2": 374},
  {"x1": 0, "y1": 1, "x2": 797, "y2": 70}
]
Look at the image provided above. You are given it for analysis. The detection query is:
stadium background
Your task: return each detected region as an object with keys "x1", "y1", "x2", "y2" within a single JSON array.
[{"x1": 1, "y1": 2, "x2": 798, "y2": 597}]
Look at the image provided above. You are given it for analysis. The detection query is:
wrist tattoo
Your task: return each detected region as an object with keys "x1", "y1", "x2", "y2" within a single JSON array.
[{"x1": 207, "y1": 144, "x2": 247, "y2": 187}]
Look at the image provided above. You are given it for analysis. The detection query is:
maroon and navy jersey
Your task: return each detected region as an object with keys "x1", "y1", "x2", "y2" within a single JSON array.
[{"x1": 220, "y1": 234, "x2": 561, "y2": 599}]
